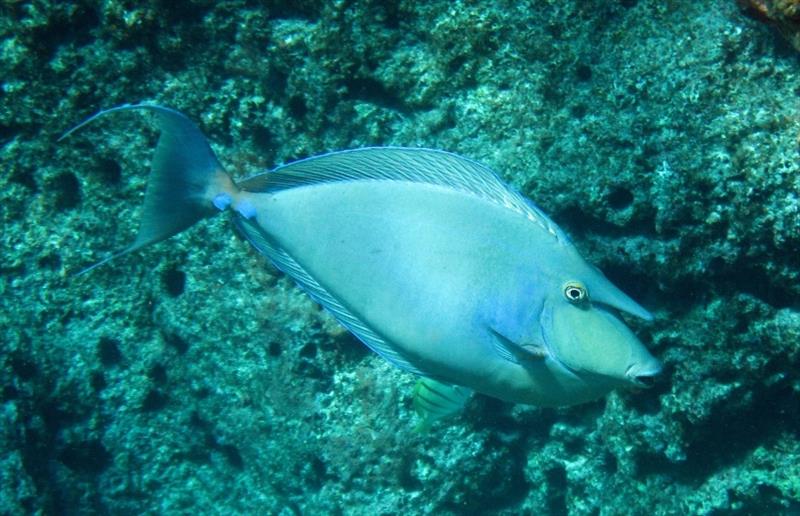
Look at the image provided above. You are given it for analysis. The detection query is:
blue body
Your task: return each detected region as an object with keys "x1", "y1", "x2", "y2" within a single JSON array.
[{"x1": 65, "y1": 104, "x2": 662, "y2": 407}]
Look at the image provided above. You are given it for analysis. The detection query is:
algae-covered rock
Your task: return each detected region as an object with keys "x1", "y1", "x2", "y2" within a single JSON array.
[{"x1": 1, "y1": 0, "x2": 798, "y2": 513}]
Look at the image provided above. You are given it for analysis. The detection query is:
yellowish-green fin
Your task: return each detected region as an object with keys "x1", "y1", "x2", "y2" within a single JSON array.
[{"x1": 413, "y1": 377, "x2": 472, "y2": 431}]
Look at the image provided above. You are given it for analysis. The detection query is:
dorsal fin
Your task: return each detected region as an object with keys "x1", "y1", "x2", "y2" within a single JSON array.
[{"x1": 239, "y1": 147, "x2": 570, "y2": 245}]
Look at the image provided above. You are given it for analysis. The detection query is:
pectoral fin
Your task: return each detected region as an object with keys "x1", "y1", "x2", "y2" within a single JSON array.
[{"x1": 490, "y1": 328, "x2": 547, "y2": 364}]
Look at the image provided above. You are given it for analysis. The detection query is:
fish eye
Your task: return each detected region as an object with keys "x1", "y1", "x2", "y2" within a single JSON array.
[{"x1": 562, "y1": 281, "x2": 588, "y2": 304}]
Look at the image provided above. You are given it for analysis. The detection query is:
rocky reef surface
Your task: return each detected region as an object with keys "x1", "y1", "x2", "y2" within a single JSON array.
[{"x1": 1, "y1": 1, "x2": 799, "y2": 514}]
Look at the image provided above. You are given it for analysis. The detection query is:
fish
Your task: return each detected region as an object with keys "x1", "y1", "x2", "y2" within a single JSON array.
[
  {"x1": 413, "y1": 377, "x2": 472, "y2": 431},
  {"x1": 62, "y1": 103, "x2": 662, "y2": 416}
]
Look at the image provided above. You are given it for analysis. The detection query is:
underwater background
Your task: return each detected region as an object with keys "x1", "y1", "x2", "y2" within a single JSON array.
[{"x1": 2, "y1": 0, "x2": 799, "y2": 514}]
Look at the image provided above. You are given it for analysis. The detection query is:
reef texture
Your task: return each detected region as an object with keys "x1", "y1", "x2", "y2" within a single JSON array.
[
  {"x1": 738, "y1": 0, "x2": 800, "y2": 50},
  {"x1": 1, "y1": 1, "x2": 799, "y2": 514}
]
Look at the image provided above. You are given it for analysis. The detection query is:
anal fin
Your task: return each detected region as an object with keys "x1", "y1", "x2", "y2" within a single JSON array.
[{"x1": 234, "y1": 216, "x2": 426, "y2": 376}]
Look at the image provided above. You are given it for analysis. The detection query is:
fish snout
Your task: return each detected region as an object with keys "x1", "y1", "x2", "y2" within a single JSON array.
[{"x1": 625, "y1": 357, "x2": 663, "y2": 388}]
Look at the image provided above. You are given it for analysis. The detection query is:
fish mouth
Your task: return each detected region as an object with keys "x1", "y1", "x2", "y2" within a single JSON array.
[{"x1": 625, "y1": 360, "x2": 663, "y2": 388}]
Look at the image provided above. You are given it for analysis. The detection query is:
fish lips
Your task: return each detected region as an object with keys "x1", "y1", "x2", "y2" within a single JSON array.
[{"x1": 624, "y1": 359, "x2": 663, "y2": 388}]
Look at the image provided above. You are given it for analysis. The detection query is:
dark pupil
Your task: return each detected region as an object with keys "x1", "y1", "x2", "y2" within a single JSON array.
[{"x1": 568, "y1": 288, "x2": 581, "y2": 300}]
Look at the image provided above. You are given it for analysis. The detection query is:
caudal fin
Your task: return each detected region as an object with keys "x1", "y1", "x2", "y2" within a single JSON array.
[{"x1": 61, "y1": 104, "x2": 233, "y2": 274}]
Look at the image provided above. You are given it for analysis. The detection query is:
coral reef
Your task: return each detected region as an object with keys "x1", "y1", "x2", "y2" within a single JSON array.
[
  {"x1": 738, "y1": 0, "x2": 800, "y2": 50},
  {"x1": 1, "y1": 0, "x2": 799, "y2": 513}
]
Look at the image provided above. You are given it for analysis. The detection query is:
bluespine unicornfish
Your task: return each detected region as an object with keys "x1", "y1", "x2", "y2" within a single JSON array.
[{"x1": 62, "y1": 104, "x2": 662, "y2": 424}]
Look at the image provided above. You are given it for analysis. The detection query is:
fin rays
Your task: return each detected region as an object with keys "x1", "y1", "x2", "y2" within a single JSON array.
[
  {"x1": 413, "y1": 377, "x2": 472, "y2": 430},
  {"x1": 238, "y1": 147, "x2": 570, "y2": 245}
]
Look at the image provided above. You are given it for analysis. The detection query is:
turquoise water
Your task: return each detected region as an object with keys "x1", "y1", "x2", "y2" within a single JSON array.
[{"x1": 2, "y1": 1, "x2": 799, "y2": 514}]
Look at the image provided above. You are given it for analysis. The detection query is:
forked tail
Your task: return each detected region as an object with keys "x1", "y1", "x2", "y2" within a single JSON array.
[{"x1": 60, "y1": 104, "x2": 237, "y2": 274}]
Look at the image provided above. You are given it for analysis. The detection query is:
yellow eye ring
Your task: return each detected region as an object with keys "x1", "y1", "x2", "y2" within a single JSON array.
[{"x1": 563, "y1": 281, "x2": 588, "y2": 304}]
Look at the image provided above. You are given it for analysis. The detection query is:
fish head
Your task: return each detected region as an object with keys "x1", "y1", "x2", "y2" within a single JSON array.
[{"x1": 540, "y1": 263, "x2": 662, "y2": 388}]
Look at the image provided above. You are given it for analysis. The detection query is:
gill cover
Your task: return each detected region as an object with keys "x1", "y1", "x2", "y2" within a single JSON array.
[{"x1": 545, "y1": 302, "x2": 644, "y2": 380}]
